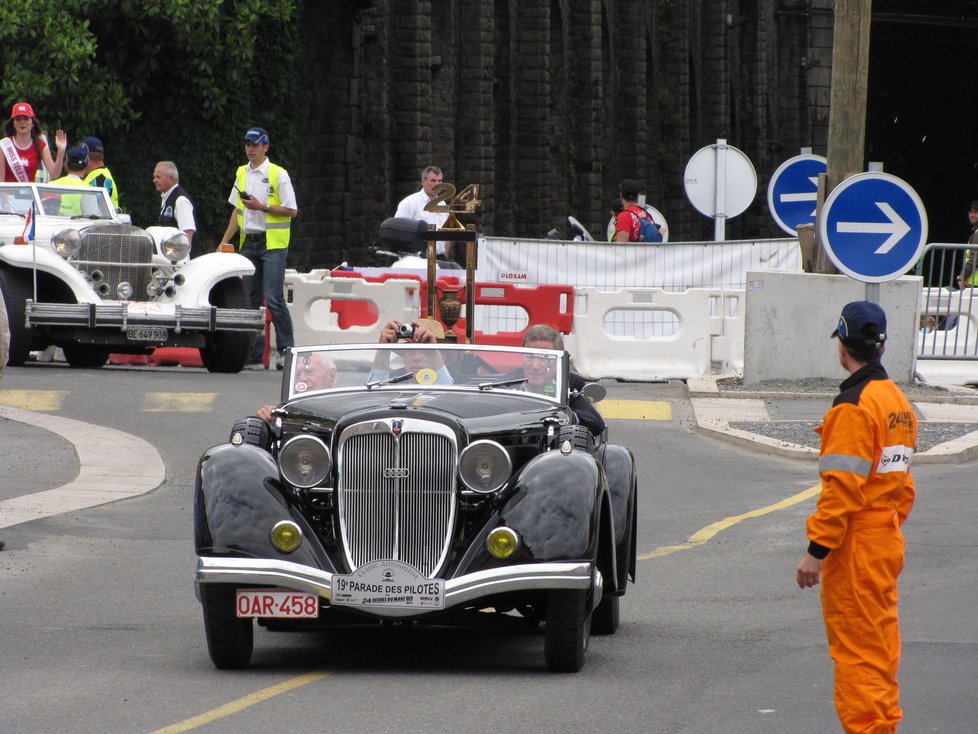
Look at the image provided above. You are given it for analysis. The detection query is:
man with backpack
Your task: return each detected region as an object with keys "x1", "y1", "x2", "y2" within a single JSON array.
[{"x1": 612, "y1": 179, "x2": 663, "y2": 243}]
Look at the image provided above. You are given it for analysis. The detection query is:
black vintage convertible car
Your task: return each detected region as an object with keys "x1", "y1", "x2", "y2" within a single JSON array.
[{"x1": 194, "y1": 342, "x2": 638, "y2": 672}]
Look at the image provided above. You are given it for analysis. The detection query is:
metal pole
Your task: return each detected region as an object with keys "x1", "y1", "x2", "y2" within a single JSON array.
[{"x1": 714, "y1": 138, "x2": 727, "y2": 242}]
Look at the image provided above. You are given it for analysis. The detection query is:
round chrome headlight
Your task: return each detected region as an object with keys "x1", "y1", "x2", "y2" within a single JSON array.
[
  {"x1": 459, "y1": 440, "x2": 511, "y2": 493},
  {"x1": 161, "y1": 231, "x2": 191, "y2": 263},
  {"x1": 279, "y1": 435, "x2": 331, "y2": 488},
  {"x1": 51, "y1": 228, "x2": 81, "y2": 258}
]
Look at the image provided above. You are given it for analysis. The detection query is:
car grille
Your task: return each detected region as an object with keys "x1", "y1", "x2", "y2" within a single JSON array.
[
  {"x1": 77, "y1": 225, "x2": 155, "y2": 299},
  {"x1": 337, "y1": 419, "x2": 457, "y2": 577}
]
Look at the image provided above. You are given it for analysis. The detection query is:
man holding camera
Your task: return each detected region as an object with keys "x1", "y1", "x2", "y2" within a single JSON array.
[
  {"x1": 369, "y1": 319, "x2": 453, "y2": 384},
  {"x1": 218, "y1": 126, "x2": 298, "y2": 369}
]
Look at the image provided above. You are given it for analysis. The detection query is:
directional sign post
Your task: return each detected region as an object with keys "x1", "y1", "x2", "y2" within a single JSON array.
[
  {"x1": 767, "y1": 153, "x2": 827, "y2": 235},
  {"x1": 818, "y1": 172, "x2": 928, "y2": 283}
]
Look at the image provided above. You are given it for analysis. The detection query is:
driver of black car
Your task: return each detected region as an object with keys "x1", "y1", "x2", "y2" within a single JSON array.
[{"x1": 512, "y1": 323, "x2": 606, "y2": 437}]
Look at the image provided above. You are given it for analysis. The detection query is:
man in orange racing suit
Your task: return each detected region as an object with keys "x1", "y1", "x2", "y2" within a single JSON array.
[{"x1": 796, "y1": 301, "x2": 917, "y2": 734}]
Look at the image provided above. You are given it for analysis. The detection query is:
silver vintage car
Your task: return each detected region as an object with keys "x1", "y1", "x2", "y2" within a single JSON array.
[{"x1": 0, "y1": 182, "x2": 263, "y2": 371}]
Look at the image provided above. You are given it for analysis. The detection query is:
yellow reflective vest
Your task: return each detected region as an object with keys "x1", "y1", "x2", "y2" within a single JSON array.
[
  {"x1": 84, "y1": 166, "x2": 119, "y2": 208},
  {"x1": 49, "y1": 174, "x2": 88, "y2": 216},
  {"x1": 235, "y1": 163, "x2": 291, "y2": 251}
]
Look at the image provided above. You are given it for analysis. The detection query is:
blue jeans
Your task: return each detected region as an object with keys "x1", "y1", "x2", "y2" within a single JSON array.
[{"x1": 241, "y1": 238, "x2": 294, "y2": 363}]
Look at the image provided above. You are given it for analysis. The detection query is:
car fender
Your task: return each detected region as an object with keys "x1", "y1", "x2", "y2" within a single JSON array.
[
  {"x1": 159, "y1": 252, "x2": 256, "y2": 306},
  {"x1": 0, "y1": 243, "x2": 100, "y2": 302},
  {"x1": 194, "y1": 443, "x2": 332, "y2": 571},
  {"x1": 500, "y1": 449, "x2": 603, "y2": 562},
  {"x1": 601, "y1": 443, "x2": 638, "y2": 590}
]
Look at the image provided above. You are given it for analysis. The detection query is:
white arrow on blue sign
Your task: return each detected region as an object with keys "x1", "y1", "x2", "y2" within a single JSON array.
[
  {"x1": 818, "y1": 171, "x2": 928, "y2": 283},
  {"x1": 766, "y1": 153, "x2": 827, "y2": 235}
]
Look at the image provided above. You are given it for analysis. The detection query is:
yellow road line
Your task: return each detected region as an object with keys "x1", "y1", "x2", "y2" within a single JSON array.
[
  {"x1": 599, "y1": 400, "x2": 672, "y2": 420},
  {"x1": 148, "y1": 670, "x2": 333, "y2": 734},
  {"x1": 143, "y1": 392, "x2": 218, "y2": 413},
  {"x1": 638, "y1": 483, "x2": 822, "y2": 560},
  {"x1": 0, "y1": 389, "x2": 67, "y2": 411}
]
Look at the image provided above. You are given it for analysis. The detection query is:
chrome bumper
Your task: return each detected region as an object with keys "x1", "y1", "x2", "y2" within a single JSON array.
[
  {"x1": 195, "y1": 556, "x2": 599, "y2": 619},
  {"x1": 27, "y1": 301, "x2": 265, "y2": 332}
]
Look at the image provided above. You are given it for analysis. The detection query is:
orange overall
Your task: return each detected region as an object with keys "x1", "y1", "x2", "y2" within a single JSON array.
[{"x1": 807, "y1": 364, "x2": 916, "y2": 734}]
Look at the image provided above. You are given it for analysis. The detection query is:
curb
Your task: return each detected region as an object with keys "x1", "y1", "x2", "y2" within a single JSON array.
[{"x1": 688, "y1": 376, "x2": 978, "y2": 464}]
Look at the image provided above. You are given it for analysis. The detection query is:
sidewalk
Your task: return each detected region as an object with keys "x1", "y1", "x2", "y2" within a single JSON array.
[{"x1": 688, "y1": 376, "x2": 978, "y2": 464}]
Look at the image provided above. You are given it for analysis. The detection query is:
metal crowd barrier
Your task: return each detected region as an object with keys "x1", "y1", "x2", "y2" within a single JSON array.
[{"x1": 915, "y1": 243, "x2": 978, "y2": 361}]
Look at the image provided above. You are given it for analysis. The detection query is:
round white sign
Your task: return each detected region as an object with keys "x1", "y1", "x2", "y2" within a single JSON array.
[{"x1": 684, "y1": 142, "x2": 757, "y2": 219}]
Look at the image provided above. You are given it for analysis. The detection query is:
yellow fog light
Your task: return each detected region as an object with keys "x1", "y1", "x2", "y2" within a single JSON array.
[
  {"x1": 270, "y1": 520, "x2": 302, "y2": 553},
  {"x1": 486, "y1": 527, "x2": 520, "y2": 559}
]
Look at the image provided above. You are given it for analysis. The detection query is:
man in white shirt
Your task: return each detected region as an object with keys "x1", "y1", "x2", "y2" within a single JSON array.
[
  {"x1": 153, "y1": 160, "x2": 196, "y2": 249},
  {"x1": 394, "y1": 165, "x2": 451, "y2": 260}
]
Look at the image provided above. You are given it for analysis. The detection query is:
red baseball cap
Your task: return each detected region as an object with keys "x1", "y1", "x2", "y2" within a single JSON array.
[{"x1": 10, "y1": 102, "x2": 35, "y2": 118}]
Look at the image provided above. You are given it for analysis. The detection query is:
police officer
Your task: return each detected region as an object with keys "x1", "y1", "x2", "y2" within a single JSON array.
[
  {"x1": 50, "y1": 144, "x2": 93, "y2": 217},
  {"x1": 82, "y1": 136, "x2": 119, "y2": 208},
  {"x1": 217, "y1": 127, "x2": 298, "y2": 369},
  {"x1": 796, "y1": 301, "x2": 917, "y2": 734}
]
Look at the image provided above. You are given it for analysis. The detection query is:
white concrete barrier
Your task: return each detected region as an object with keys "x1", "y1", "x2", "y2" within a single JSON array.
[
  {"x1": 285, "y1": 271, "x2": 420, "y2": 346},
  {"x1": 565, "y1": 287, "x2": 733, "y2": 380}
]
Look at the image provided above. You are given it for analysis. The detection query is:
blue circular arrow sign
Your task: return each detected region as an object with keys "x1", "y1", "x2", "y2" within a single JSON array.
[
  {"x1": 819, "y1": 172, "x2": 928, "y2": 283},
  {"x1": 767, "y1": 154, "x2": 827, "y2": 235}
]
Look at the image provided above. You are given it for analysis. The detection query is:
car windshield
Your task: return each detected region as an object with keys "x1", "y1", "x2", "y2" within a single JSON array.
[
  {"x1": 0, "y1": 183, "x2": 113, "y2": 219},
  {"x1": 36, "y1": 184, "x2": 113, "y2": 219},
  {"x1": 283, "y1": 343, "x2": 568, "y2": 403}
]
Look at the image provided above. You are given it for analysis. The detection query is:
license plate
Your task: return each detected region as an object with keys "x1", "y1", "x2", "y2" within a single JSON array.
[
  {"x1": 332, "y1": 559, "x2": 445, "y2": 610},
  {"x1": 126, "y1": 326, "x2": 168, "y2": 341},
  {"x1": 235, "y1": 588, "x2": 320, "y2": 618}
]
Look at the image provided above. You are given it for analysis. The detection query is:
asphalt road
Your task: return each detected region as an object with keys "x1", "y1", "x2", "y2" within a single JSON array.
[{"x1": 0, "y1": 364, "x2": 974, "y2": 734}]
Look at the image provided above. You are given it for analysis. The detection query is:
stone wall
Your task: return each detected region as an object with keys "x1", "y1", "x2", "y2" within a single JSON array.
[{"x1": 289, "y1": 0, "x2": 823, "y2": 271}]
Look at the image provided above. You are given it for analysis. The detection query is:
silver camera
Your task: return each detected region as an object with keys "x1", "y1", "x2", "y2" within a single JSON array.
[{"x1": 396, "y1": 322, "x2": 416, "y2": 339}]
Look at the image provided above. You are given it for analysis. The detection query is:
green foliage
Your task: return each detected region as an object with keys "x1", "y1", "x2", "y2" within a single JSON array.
[{"x1": 0, "y1": 0, "x2": 304, "y2": 247}]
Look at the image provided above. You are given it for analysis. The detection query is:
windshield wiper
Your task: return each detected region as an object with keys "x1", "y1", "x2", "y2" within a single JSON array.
[
  {"x1": 478, "y1": 377, "x2": 527, "y2": 391},
  {"x1": 0, "y1": 209, "x2": 26, "y2": 218},
  {"x1": 366, "y1": 370, "x2": 418, "y2": 389}
]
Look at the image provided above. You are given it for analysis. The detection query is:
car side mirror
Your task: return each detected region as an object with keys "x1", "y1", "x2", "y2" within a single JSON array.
[{"x1": 578, "y1": 382, "x2": 606, "y2": 404}]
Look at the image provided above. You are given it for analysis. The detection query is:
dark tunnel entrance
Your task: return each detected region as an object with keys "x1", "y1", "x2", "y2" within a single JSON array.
[{"x1": 867, "y1": 3, "x2": 978, "y2": 283}]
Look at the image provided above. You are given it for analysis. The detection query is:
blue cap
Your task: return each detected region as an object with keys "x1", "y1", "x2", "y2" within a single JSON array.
[
  {"x1": 82, "y1": 136, "x2": 103, "y2": 154},
  {"x1": 832, "y1": 300, "x2": 887, "y2": 344},
  {"x1": 66, "y1": 143, "x2": 90, "y2": 169},
  {"x1": 244, "y1": 127, "x2": 269, "y2": 145}
]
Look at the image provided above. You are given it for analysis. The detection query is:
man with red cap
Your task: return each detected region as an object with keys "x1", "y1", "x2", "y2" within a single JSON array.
[
  {"x1": 796, "y1": 300, "x2": 917, "y2": 734},
  {"x1": 1, "y1": 102, "x2": 66, "y2": 183}
]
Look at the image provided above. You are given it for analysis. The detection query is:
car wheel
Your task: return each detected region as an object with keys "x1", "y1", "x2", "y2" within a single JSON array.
[
  {"x1": 200, "y1": 277, "x2": 251, "y2": 374},
  {"x1": 62, "y1": 345, "x2": 110, "y2": 368},
  {"x1": 0, "y1": 268, "x2": 34, "y2": 365},
  {"x1": 230, "y1": 416, "x2": 272, "y2": 450},
  {"x1": 544, "y1": 588, "x2": 591, "y2": 672},
  {"x1": 591, "y1": 594, "x2": 620, "y2": 635},
  {"x1": 200, "y1": 585, "x2": 253, "y2": 669}
]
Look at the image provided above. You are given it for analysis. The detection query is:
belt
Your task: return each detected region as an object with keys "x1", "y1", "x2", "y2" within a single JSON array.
[
  {"x1": 849, "y1": 508, "x2": 898, "y2": 530},
  {"x1": 243, "y1": 232, "x2": 266, "y2": 242}
]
